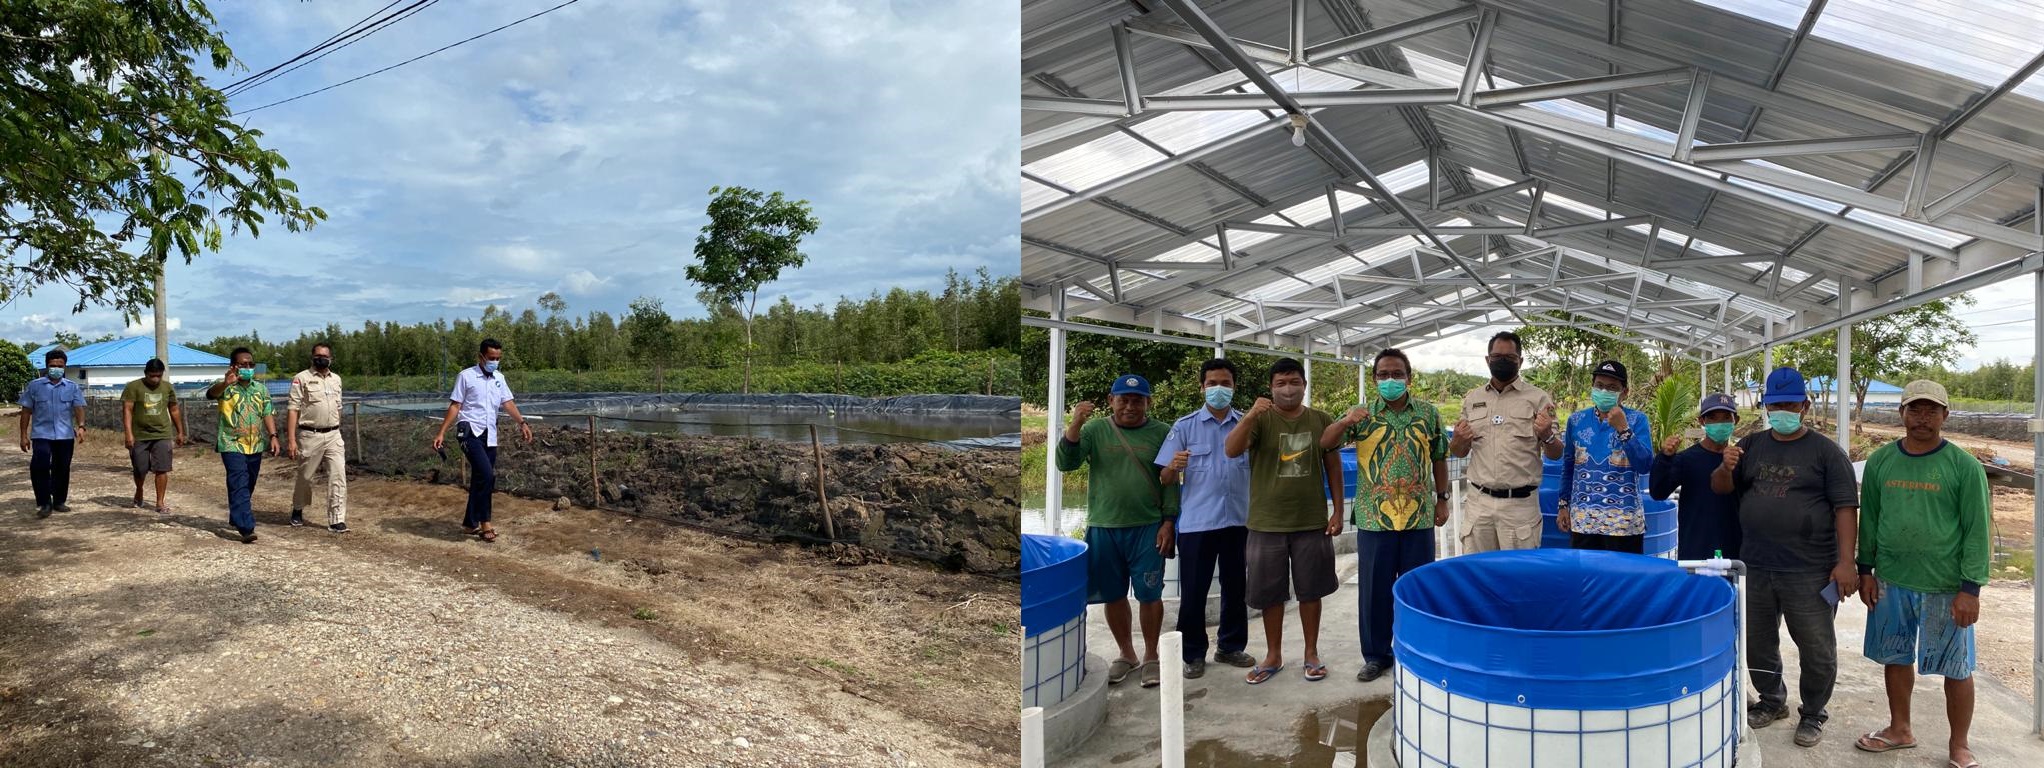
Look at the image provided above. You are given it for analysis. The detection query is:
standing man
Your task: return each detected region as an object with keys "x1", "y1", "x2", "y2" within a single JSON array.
[
  {"x1": 1711, "y1": 366, "x2": 1859, "y2": 748},
  {"x1": 1155, "y1": 359, "x2": 1255, "y2": 680},
  {"x1": 431, "y1": 339, "x2": 534, "y2": 543},
  {"x1": 1057, "y1": 373, "x2": 1177, "y2": 688},
  {"x1": 207, "y1": 347, "x2": 279, "y2": 544},
  {"x1": 1225, "y1": 358, "x2": 1343, "y2": 685},
  {"x1": 1451, "y1": 332, "x2": 1562, "y2": 552},
  {"x1": 288, "y1": 342, "x2": 349, "y2": 533},
  {"x1": 1649, "y1": 393, "x2": 1743, "y2": 560},
  {"x1": 1321, "y1": 348, "x2": 1446, "y2": 683},
  {"x1": 18, "y1": 348, "x2": 86, "y2": 518},
  {"x1": 1556, "y1": 360, "x2": 1654, "y2": 553},
  {"x1": 1853, "y1": 380, "x2": 1989, "y2": 768},
  {"x1": 122, "y1": 358, "x2": 188, "y2": 515}
]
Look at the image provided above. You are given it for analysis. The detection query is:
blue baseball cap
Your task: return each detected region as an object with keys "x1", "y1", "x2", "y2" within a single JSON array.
[
  {"x1": 1761, "y1": 367, "x2": 1807, "y2": 405},
  {"x1": 1698, "y1": 393, "x2": 1737, "y2": 416},
  {"x1": 1110, "y1": 374, "x2": 1151, "y2": 397}
]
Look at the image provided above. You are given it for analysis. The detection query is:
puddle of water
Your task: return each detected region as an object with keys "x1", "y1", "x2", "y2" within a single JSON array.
[{"x1": 1180, "y1": 698, "x2": 1391, "y2": 767}]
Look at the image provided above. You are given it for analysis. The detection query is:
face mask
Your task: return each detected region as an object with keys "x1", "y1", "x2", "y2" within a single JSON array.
[
  {"x1": 483, "y1": 360, "x2": 501, "y2": 374},
  {"x1": 1767, "y1": 410, "x2": 1802, "y2": 434},
  {"x1": 45, "y1": 367, "x2": 63, "y2": 380},
  {"x1": 1272, "y1": 384, "x2": 1305, "y2": 409},
  {"x1": 1487, "y1": 357, "x2": 1519, "y2": 382},
  {"x1": 1203, "y1": 385, "x2": 1233, "y2": 410},
  {"x1": 238, "y1": 367, "x2": 254, "y2": 381},
  {"x1": 1589, "y1": 389, "x2": 1620, "y2": 412},
  {"x1": 312, "y1": 356, "x2": 332, "y2": 370},
  {"x1": 1703, "y1": 422, "x2": 1734, "y2": 444},
  {"x1": 1376, "y1": 379, "x2": 1407, "y2": 401}
]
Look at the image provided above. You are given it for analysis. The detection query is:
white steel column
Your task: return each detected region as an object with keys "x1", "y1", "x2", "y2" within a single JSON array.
[
  {"x1": 2031, "y1": 183, "x2": 2043, "y2": 737},
  {"x1": 1047, "y1": 290, "x2": 1068, "y2": 537},
  {"x1": 1837, "y1": 288, "x2": 1852, "y2": 447},
  {"x1": 1304, "y1": 344, "x2": 1314, "y2": 407}
]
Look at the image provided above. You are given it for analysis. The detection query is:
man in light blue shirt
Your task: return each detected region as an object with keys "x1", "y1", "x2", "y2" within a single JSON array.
[
  {"x1": 1154, "y1": 358, "x2": 1255, "y2": 679},
  {"x1": 431, "y1": 338, "x2": 534, "y2": 542},
  {"x1": 18, "y1": 348, "x2": 88, "y2": 518}
]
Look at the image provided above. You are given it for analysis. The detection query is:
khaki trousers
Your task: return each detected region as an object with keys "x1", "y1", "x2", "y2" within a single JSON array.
[
  {"x1": 293, "y1": 429, "x2": 348, "y2": 525},
  {"x1": 1458, "y1": 491, "x2": 1541, "y2": 553}
]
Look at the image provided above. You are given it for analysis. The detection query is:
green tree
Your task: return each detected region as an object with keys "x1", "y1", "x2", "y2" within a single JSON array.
[
  {"x1": 1777, "y1": 294, "x2": 1977, "y2": 421},
  {"x1": 622, "y1": 296, "x2": 676, "y2": 390},
  {"x1": 0, "y1": 338, "x2": 34, "y2": 401},
  {"x1": 685, "y1": 186, "x2": 820, "y2": 393},
  {"x1": 1, "y1": 0, "x2": 325, "y2": 313}
]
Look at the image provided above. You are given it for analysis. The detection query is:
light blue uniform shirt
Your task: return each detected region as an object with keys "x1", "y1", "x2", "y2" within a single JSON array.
[
  {"x1": 449, "y1": 366, "x2": 515, "y2": 447},
  {"x1": 1153, "y1": 407, "x2": 1251, "y2": 534},
  {"x1": 19, "y1": 376, "x2": 86, "y2": 441}
]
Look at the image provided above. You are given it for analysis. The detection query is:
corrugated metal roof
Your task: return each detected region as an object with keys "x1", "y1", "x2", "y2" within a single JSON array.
[{"x1": 60, "y1": 337, "x2": 230, "y2": 368}]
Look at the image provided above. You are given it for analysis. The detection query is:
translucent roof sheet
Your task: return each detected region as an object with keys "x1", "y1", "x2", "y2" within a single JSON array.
[
  {"x1": 1810, "y1": 0, "x2": 2044, "y2": 89},
  {"x1": 1022, "y1": 131, "x2": 1167, "y2": 193}
]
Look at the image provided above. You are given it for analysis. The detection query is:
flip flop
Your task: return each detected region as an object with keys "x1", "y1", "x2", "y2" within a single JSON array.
[
  {"x1": 1245, "y1": 664, "x2": 1283, "y2": 685},
  {"x1": 1854, "y1": 731, "x2": 1916, "y2": 753},
  {"x1": 1303, "y1": 661, "x2": 1328, "y2": 682},
  {"x1": 1138, "y1": 660, "x2": 1161, "y2": 688},
  {"x1": 479, "y1": 528, "x2": 498, "y2": 542},
  {"x1": 1948, "y1": 759, "x2": 1980, "y2": 768}
]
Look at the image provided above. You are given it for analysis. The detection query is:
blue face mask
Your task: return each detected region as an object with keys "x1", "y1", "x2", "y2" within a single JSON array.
[
  {"x1": 45, "y1": 367, "x2": 63, "y2": 380},
  {"x1": 1376, "y1": 379, "x2": 1407, "y2": 401},
  {"x1": 483, "y1": 360, "x2": 501, "y2": 374},
  {"x1": 1767, "y1": 410, "x2": 1802, "y2": 434},
  {"x1": 1590, "y1": 388, "x2": 1620, "y2": 412},
  {"x1": 237, "y1": 367, "x2": 254, "y2": 381},
  {"x1": 1203, "y1": 385, "x2": 1233, "y2": 409}
]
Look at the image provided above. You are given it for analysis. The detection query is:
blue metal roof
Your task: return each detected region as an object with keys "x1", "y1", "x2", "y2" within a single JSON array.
[{"x1": 54, "y1": 337, "x2": 230, "y2": 368}]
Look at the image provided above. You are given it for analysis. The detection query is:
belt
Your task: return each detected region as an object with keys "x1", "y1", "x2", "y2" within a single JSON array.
[
  {"x1": 299, "y1": 425, "x2": 340, "y2": 433},
  {"x1": 1475, "y1": 484, "x2": 1538, "y2": 499}
]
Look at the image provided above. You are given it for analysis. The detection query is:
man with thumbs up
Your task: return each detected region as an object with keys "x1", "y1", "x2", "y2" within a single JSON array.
[
  {"x1": 1451, "y1": 332, "x2": 1562, "y2": 552},
  {"x1": 1056, "y1": 374, "x2": 1177, "y2": 689}
]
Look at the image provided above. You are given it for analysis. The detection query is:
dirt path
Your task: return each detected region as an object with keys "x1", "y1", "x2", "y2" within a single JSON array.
[
  {"x1": 0, "y1": 416, "x2": 1017, "y2": 767},
  {"x1": 1855, "y1": 421, "x2": 2037, "y2": 470}
]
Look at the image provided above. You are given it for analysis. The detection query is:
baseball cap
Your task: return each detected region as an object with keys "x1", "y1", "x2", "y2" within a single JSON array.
[
  {"x1": 1110, "y1": 374, "x2": 1151, "y2": 397},
  {"x1": 1900, "y1": 379, "x2": 1949, "y2": 408},
  {"x1": 1591, "y1": 359, "x2": 1627, "y2": 387},
  {"x1": 1698, "y1": 393, "x2": 1737, "y2": 416},
  {"x1": 1761, "y1": 367, "x2": 1806, "y2": 405}
]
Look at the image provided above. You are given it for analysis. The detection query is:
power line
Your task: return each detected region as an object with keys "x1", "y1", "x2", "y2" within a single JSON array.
[
  {"x1": 217, "y1": 0, "x2": 413, "y2": 93},
  {"x1": 226, "y1": 0, "x2": 445, "y2": 99},
  {"x1": 233, "y1": 0, "x2": 589, "y2": 117}
]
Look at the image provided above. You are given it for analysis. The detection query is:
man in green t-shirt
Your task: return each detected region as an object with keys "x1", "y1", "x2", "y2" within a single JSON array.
[
  {"x1": 1320, "y1": 348, "x2": 1446, "y2": 683},
  {"x1": 1055, "y1": 374, "x2": 1179, "y2": 689},
  {"x1": 121, "y1": 359, "x2": 188, "y2": 515},
  {"x1": 1852, "y1": 380, "x2": 1989, "y2": 768},
  {"x1": 1225, "y1": 358, "x2": 1343, "y2": 685}
]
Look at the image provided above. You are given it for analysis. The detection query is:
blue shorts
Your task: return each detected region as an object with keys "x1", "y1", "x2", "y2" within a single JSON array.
[
  {"x1": 1085, "y1": 522, "x2": 1165, "y2": 604},
  {"x1": 1864, "y1": 582, "x2": 1975, "y2": 679}
]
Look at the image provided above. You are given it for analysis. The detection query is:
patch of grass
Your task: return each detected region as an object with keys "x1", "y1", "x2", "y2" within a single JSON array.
[
  {"x1": 1021, "y1": 442, "x2": 1089, "y2": 494},
  {"x1": 990, "y1": 621, "x2": 1013, "y2": 636},
  {"x1": 631, "y1": 607, "x2": 658, "y2": 621},
  {"x1": 811, "y1": 657, "x2": 867, "y2": 678},
  {"x1": 135, "y1": 629, "x2": 155, "y2": 637}
]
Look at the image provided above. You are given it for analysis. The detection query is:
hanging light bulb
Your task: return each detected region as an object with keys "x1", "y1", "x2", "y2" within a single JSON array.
[{"x1": 1289, "y1": 113, "x2": 1309, "y2": 147}]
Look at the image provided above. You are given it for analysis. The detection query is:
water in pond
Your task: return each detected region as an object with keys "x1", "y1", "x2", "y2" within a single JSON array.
[
  {"x1": 354, "y1": 398, "x2": 1018, "y2": 446},
  {"x1": 1173, "y1": 698, "x2": 1391, "y2": 767},
  {"x1": 1022, "y1": 492, "x2": 1087, "y2": 538}
]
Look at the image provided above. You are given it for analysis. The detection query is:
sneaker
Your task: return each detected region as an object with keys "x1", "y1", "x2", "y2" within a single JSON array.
[
  {"x1": 1356, "y1": 660, "x2": 1389, "y2": 682},
  {"x1": 1214, "y1": 650, "x2": 1258, "y2": 668},
  {"x1": 329, "y1": 522, "x2": 349, "y2": 533},
  {"x1": 35, "y1": 505, "x2": 51, "y2": 519},
  {"x1": 289, "y1": 510, "x2": 305, "y2": 527},
  {"x1": 239, "y1": 529, "x2": 259, "y2": 544},
  {"x1": 1747, "y1": 703, "x2": 1790, "y2": 730},
  {"x1": 1184, "y1": 660, "x2": 1206, "y2": 679},
  {"x1": 1793, "y1": 719, "x2": 1823, "y2": 747}
]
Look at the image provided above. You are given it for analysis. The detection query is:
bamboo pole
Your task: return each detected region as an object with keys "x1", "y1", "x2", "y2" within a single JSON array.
[{"x1": 809, "y1": 424, "x2": 835, "y2": 540}]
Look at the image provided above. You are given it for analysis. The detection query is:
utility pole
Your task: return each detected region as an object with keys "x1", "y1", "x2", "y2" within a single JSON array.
[{"x1": 151, "y1": 142, "x2": 169, "y2": 363}]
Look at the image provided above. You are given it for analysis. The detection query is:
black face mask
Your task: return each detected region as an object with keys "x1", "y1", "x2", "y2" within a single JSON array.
[
  {"x1": 312, "y1": 356, "x2": 332, "y2": 370},
  {"x1": 1488, "y1": 357, "x2": 1520, "y2": 382}
]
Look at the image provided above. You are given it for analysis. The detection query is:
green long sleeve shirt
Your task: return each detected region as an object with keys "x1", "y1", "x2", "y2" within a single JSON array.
[
  {"x1": 1856, "y1": 439, "x2": 1991, "y2": 595},
  {"x1": 1055, "y1": 417, "x2": 1180, "y2": 529}
]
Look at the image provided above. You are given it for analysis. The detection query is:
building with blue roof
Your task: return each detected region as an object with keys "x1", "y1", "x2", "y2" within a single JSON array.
[{"x1": 25, "y1": 336, "x2": 232, "y2": 395}]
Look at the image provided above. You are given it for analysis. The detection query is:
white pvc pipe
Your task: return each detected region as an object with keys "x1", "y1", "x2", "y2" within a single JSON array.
[
  {"x1": 1161, "y1": 631, "x2": 1185, "y2": 768},
  {"x1": 1022, "y1": 706, "x2": 1046, "y2": 768},
  {"x1": 1679, "y1": 558, "x2": 1749, "y2": 743}
]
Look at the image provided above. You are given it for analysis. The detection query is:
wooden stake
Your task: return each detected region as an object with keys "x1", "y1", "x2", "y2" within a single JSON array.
[
  {"x1": 351, "y1": 401, "x2": 361, "y2": 463},
  {"x1": 589, "y1": 414, "x2": 600, "y2": 505},
  {"x1": 810, "y1": 424, "x2": 835, "y2": 540}
]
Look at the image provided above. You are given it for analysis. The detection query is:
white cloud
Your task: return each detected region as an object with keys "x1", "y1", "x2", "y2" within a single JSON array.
[
  {"x1": 562, "y1": 269, "x2": 609, "y2": 294},
  {"x1": 125, "y1": 316, "x2": 184, "y2": 335}
]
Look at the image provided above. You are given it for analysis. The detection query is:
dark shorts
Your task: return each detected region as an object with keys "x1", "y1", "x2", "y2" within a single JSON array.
[
  {"x1": 1085, "y1": 522, "x2": 1166, "y2": 604},
  {"x1": 130, "y1": 439, "x2": 174, "y2": 475},
  {"x1": 1247, "y1": 530, "x2": 1339, "y2": 609}
]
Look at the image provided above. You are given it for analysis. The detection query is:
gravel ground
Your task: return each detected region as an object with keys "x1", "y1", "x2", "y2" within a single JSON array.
[{"x1": 0, "y1": 415, "x2": 1017, "y2": 767}]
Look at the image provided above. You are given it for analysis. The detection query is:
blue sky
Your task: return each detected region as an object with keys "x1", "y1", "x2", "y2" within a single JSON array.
[{"x1": 6, "y1": 0, "x2": 1019, "y2": 344}]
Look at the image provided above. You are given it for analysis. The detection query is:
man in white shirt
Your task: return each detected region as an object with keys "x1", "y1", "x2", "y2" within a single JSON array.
[{"x1": 431, "y1": 338, "x2": 534, "y2": 542}]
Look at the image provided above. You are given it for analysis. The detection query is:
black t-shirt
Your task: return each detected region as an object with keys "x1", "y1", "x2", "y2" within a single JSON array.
[{"x1": 1731, "y1": 430, "x2": 1858, "y2": 573}]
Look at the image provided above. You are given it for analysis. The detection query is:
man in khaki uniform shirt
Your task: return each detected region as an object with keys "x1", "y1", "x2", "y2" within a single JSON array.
[
  {"x1": 288, "y1": 342, "x2": 349, "y2": 532},
  {"x1": 1450, "y1": 332, "x2": 1561, "y2": 552}
]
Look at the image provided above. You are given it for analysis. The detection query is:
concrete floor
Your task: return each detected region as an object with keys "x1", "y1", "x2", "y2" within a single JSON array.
[{"x1": 1059, "y1": 561, "x2": 2044, "y2": 767}]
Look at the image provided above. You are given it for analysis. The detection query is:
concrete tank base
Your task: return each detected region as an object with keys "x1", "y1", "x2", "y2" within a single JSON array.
[
  {"x1": 1042, "y1": 652, "x2": 1110, "y2": 762},
  {"x1": 1365, "y1": 706, "x2": 1764, "y2": 767}
]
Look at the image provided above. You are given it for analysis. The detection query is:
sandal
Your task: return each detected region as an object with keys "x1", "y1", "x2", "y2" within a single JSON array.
[
  {"x1": 155, "y1": 505, "x2": 172, "y2": 517},
  {"x1": 1106, "y1": 658, "x2": 1137, "y2": 685},
  {"x1": 1245, "y1": 664, "x2": 1283, "y2": 685},
  {"x1": 1854, "y1": 730, "x2": 1916, "y2": 753},
  {"x1": 479, "y1": 527, "x2": 498, "y2": 542},
  {"x1": 1303, "y1": 661, "x2": 1328, "y2": 682}
]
